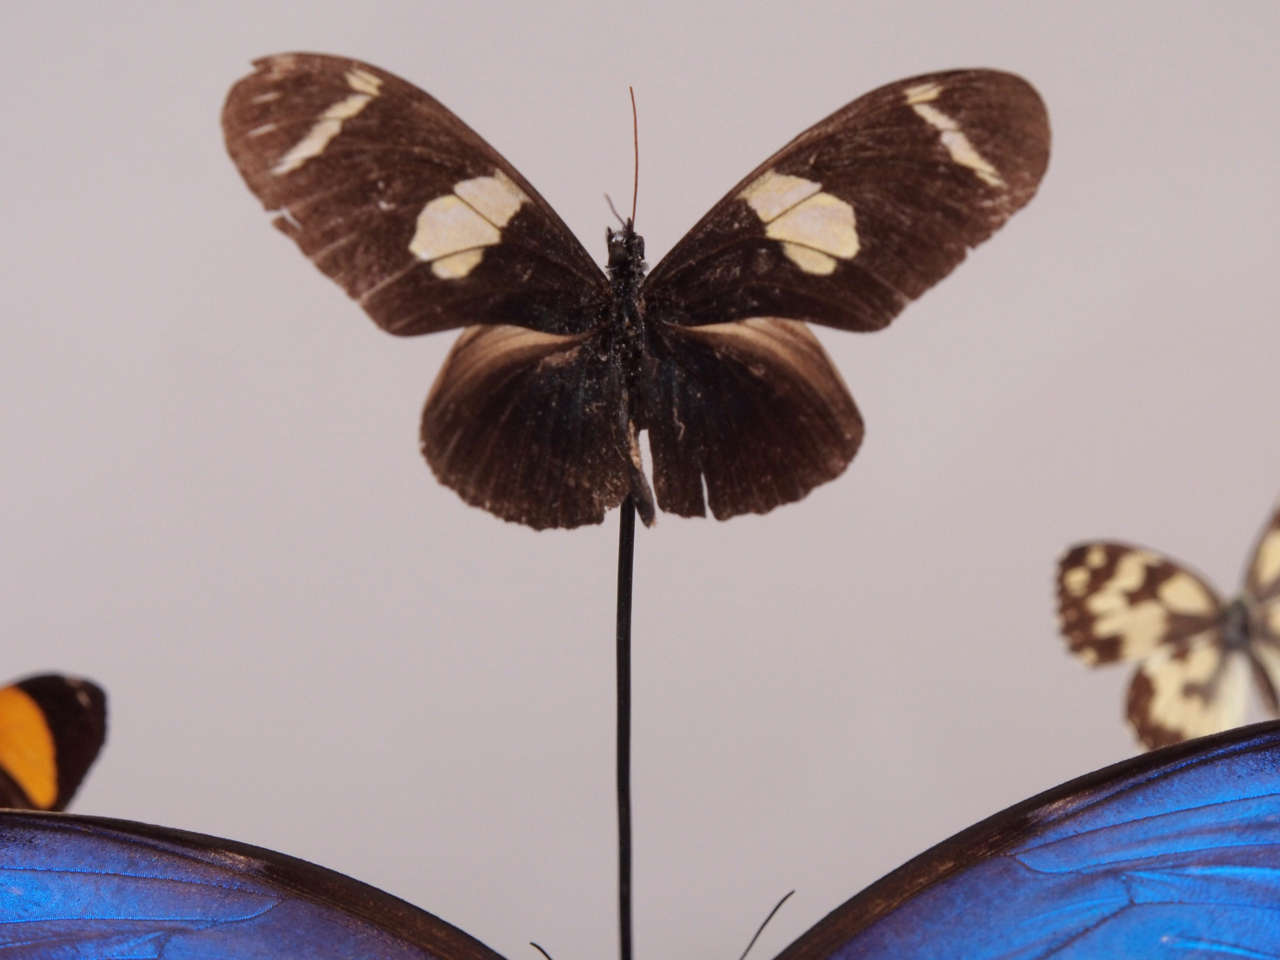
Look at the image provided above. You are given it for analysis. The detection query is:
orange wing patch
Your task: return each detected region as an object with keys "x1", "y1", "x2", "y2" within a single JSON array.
[{"x1": 0, "y1": 675, "x2": 106, "y2": 811}]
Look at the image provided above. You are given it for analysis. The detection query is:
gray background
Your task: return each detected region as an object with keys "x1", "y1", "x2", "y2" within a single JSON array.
[{"x1": 4, "y1": 1, "x2": 1279, "y2": 955}]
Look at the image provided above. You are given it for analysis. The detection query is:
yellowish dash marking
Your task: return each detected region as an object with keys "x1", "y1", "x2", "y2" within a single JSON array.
[
  {"x1": 0, "y1": 686, "x2": 58, "y2": 809},
  {"x1": 409, "y1": 171, "x2": 529, "y2": 279},
  {"x1": 739, "y1": 170, "x2": 859, "y2": 275},
  {"x1": 903, "y1": 81, "x2": 942, "y2": 105},
  {"x1": 911, "y1": 102, "x2": 1005, "y2": 188},
  {"x1": 271, "y1": 68, "x2": 384, "y2": 176},
  {"x1": 1085, "y1": 545, "x2": 1108, "y2": 569}
]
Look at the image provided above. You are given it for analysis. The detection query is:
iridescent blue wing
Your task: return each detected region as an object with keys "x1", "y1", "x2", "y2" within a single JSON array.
[
  {"x1": 5, "y1": 723, "x2": 1280, "y2": 958},
  {"x1": 781, "y1": 720, "x2": 1280, "y2": 958},
  {"x1": 0, "y1": 812, "x2": 504, "y2": 960}
]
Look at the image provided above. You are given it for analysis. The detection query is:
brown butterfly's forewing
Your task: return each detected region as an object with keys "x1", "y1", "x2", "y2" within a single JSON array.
[
  {"x1": 643, "y1": 70, "x2": 1050, "y2": 333},
  {"x1": 224, "y1": 56, "x2": 1049, "y2": 528},
  {"x1": 222, "y1": 53, "x2": 608, "y2": 338}
]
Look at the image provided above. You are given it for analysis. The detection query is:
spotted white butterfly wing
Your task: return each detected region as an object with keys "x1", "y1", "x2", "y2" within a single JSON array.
[
  {"x1": 1055, "y1": 542, "x2": 1244, "y2": 748},
  {"x1": 1058, "y1": 506, "x2": 1280, "y2": 750}
]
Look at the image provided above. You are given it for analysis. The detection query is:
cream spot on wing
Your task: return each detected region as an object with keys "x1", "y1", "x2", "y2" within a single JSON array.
[
  {"x1": 1253, "y1": 528, "x2": 1280, "y2": 589},
  {"x1": 454, "y1": 170, "x2": 528, "y2": 227},
  {"x1": 272, "y1": 92, "x2": 375, "y2": 175},
  {"x1": 1086, "y1": 545, "x2": 1108, "y2": 569},
  {"x1": 408, "y1": 172, "x2": 530, "y2": 279},
  {"x1": 780, "y1": 244, "x2": 837, "y2": 275},
  {"x1": 1157, "y1": 571, "x2": 1217, "y2": 615},
  {"x1": 431, "y1": 249, "x2": 485, "y2": 279},
  {"x1": 410, "y1": 196, "x2": 499, "y2": 262},
  {"x1": 1138, "y1": 642, "x2": 1247, "y2": 740},
  {"x1": 1062, "y1": 565, "x2": 1090, "y2": 597},
  {"x1": 1092, "y1": 599, "x2": 1168, "y2": 660},
  {"x1": 739, "y1": 170, "x2": 859, "y2": 275},
  {"x1": 345, "y1": 68, "x2": 383, "y2": 96},
  {"x1": 739, "y1": 171, "x2": 822, "y2": 222},
  {"x1": 247, "y1": 123, "x2": 277, "y2": 138},
  {"x1": 903, "y1": 81, "x2": 942, "y2": 105},
  {"x1": 1111, "y1": 551, "x2": 1159, "y2": 593},
  {"x1": 911, "y1": 102, "x2": 1005, "y2": 188},
  {"x1": 766, "y1": 192, "x2": 859, "y2": 259}
]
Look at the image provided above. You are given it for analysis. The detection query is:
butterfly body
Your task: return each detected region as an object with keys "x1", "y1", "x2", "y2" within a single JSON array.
[
  {"x1": 1057, "y1": 505, "x2": 1280, "y2": 748},
  {"x1": 224, "y1": 55, "x2": 1049, "y2": 529}
]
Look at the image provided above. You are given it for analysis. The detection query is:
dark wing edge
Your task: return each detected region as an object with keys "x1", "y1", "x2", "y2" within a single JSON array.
[
  {"x1": 0, "y1": 674, "x2": 106, "y2": 810},
  {"x1": 644, "y1": 69, "x2": 1050, "y2": 333},
  {"x1": 0, "y1": 810, "x2": 507, "y2": 960},
  {"x1": 775, "y1": 720, "x2": 1280, "y2": 960},
  {"x1": 222, "y1": 52, "x2": 607, "y2": 337}
]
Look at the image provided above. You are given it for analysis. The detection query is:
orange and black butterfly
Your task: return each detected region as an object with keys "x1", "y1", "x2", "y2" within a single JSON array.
[
  {"x1": 223, "y1": 55, "x2": 1049, "y2": 529},
  {"x1": 0, "y1": 674, "x2": 106, "y2": 810},
  {"x1": 1056, "y1": 504, "x2": 1280, "y2": 748}
]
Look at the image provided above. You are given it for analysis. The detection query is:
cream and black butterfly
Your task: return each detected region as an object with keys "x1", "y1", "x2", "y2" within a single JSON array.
[
  {"x1": 223, "y1": 54, "x2": 1049, "y2": 529},
  {"x1": 1057, "y1": 504, "x2": 1280, "y2": 749}
]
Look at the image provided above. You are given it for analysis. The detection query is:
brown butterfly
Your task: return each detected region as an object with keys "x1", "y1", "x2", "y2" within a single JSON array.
[
  {"x1": 223, "y1": 55, "x2": 1049, "y2": 529},
  {"x1": 1056, "y1": 503, "x2": 1280, "y2": 748}
]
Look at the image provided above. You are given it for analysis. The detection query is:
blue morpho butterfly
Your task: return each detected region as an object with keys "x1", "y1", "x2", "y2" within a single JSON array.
[{"x1": 5, "y1": 720, "x2": 1280, "y2": 957}]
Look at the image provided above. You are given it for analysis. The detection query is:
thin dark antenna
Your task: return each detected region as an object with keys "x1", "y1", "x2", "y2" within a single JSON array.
[
  {"x1": 738, "y1": 891, "x2": 796, "y2": 960},
  {"x1": 628, "y1": 86, "x2": 639, "y2": 223},
  {"x1": 529, "y1": 944, "x2": 554, "y2": 960},
  {"x1": 605, "y1": 193, "x2": 627, "y2": 228},
  {"x1": 616, "y1": 495, "x2": 637, "y2": 960}
]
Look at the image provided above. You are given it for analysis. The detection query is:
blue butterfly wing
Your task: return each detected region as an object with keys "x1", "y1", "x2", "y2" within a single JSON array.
[
  {"x1": 5, "y1": 723, "x2": 1280, "y2": 958},
  {"x1": 0, "y1": 813, "x2": 505, "y2": 960},
  {"x1": 780, "y1": 720, "x2": 1280, "y2": 959}
]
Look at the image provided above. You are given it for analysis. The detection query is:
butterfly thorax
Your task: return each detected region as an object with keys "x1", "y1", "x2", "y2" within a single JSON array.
[
  {"x1": 605, "y1": 220, "x2": 653, "y2": 394},
  {"x1": 1223, "y1": 597, "x2": 1255, "y2": 652}
]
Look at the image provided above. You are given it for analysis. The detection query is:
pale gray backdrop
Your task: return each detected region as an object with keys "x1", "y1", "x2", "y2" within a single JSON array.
[{"x1": 3, "y1": 1, "x2": 1279, "y2": 956}]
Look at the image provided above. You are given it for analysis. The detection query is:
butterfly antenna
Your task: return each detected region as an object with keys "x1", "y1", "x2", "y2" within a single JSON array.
[
  {"x1": 629, "y1": 85, "x2": 638, "y2": 223},
  {"x1": 529, "y1": 943, "x2": 554, "y2": 960},
  {"x1": 605, "y1": 193, "x2": 627, "y2": 228},
  {"x1": 737, "y1": 891, "x2": 796, "y2": 960}
]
